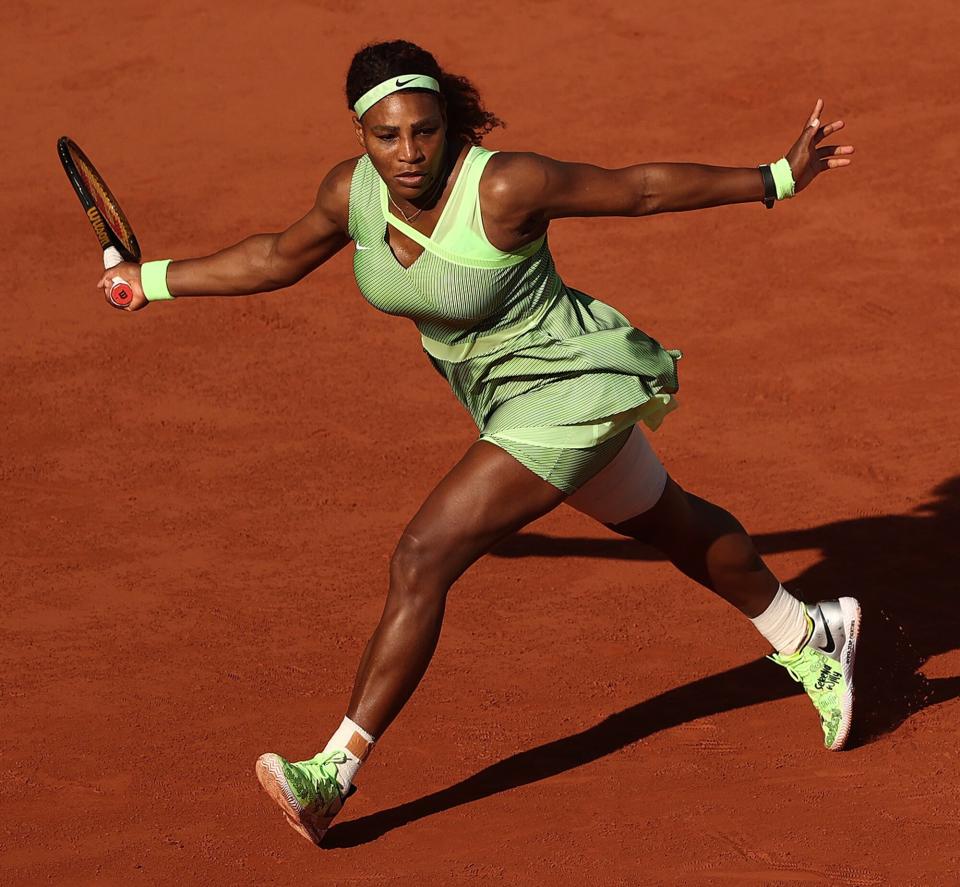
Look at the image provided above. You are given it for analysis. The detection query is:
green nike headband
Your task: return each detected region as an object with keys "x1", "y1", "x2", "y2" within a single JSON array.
[{"x1": 353, "y1": 74, "x2": 441, "y2": 118}]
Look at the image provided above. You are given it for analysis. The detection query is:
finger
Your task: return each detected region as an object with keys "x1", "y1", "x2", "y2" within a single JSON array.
[
  {"x1": 815, "y1": 119, "x2": 845, "y2": 142},
  {"x1": 822, "y1": 157, "x2": 853, "y2": 169},
  {"x1": 803, "y1": 102, "x2": 823, "y2": 147},
  {"x1": 816, "y1": 144, "x2": 855, "y2": 158}
]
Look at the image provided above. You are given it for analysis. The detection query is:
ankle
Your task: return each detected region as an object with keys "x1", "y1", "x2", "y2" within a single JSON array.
[
  {"x1": 750, "y1": 584, "x2": 810, "y2": 654},
  {"x1": 321, "y1": 716, "x2": 376, "y2": 791}
]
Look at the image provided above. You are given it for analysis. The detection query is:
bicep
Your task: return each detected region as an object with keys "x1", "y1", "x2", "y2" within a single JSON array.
[
  {"x1": 501, "y1": 153, "x2": 650, "y2": 224},
  {"x1": 272, "y1": 204, "x2": 349, "y2": 275}
]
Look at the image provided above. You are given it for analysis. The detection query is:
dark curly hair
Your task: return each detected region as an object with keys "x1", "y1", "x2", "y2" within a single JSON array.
[{"x1": 345, "y1": 40, "x2": 504, "y2": 145}]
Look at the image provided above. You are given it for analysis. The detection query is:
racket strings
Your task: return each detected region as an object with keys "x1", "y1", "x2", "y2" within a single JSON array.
[{"x1": 71, "y1": 148, "x2": 137, "y2": 253}]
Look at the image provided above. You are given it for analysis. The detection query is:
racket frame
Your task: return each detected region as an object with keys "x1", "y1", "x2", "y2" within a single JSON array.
[{"x1": 57, "y1": 136, "x2": 141, "y2": 306}]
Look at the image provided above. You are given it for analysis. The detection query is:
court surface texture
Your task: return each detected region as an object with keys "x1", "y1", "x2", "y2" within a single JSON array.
[{"x1": 3, "y1": 1, "x2": 959, "y2": 883}]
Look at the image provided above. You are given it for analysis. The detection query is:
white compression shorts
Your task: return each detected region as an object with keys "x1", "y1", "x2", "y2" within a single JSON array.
[{"x1": 564, "y1": 425, "x2": 668, "y2": 525}]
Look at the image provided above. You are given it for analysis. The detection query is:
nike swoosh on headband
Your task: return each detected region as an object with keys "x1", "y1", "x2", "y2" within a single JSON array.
[{"x1": 353, "y1": 75, "x2": 441, "y2": 118}]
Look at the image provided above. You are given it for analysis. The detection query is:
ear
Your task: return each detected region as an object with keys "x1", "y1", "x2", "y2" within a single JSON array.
[{"x1": 352, "y1": 115, "x2": 365, "y2": 148}]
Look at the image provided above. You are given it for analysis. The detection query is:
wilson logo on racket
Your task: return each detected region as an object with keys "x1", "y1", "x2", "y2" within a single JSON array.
[{"x1": 86, "y1": 206, "x2": 111, "y2": 248}]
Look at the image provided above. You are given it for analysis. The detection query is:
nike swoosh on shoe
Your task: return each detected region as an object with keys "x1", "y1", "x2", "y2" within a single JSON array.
[{"x1": 816, "y1": 606, "x2": 837, "y2": 655}]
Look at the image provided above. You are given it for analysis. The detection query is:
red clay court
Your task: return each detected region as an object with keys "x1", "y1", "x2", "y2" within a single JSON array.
[{"x1": 3, "y1": 1, "x2": 959, "y2": 884}]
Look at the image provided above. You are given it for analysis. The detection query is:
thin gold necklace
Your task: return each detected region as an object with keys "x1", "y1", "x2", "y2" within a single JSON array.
[
  {"x1": 388, "y1": 152, "x2": 450, "y2": 223},
  {"x1": 388, "y1": 191, "x2": 429, "y2": 223}
]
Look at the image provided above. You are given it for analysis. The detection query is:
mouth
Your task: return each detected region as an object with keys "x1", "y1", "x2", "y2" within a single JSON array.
[{"x1": 395, "y1": 171, "x2": 429, "y2": 188}]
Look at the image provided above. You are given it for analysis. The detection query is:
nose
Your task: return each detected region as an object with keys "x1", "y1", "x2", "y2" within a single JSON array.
[{"x1": 398, "y1": 132, "x2": 423, "y2": 165}]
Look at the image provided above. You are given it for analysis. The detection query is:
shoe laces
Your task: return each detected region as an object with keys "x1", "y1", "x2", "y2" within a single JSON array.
[
  {"x1": 300, "y1": 750, "x2": 348, "y2": 805},
  {"x1": 768, "y1": 650, "x2": 816, "y2": 686}
]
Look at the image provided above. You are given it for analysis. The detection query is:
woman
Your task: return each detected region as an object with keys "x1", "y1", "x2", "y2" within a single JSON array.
[{"x1": 100, "y1": 40, "x2": 857, "y2": 846}]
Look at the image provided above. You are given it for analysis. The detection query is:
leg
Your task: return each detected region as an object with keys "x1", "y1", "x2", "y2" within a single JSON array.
[
  {"x1": 569, "y1": 430, "x2": 861, "y2": 750},
  {"x1": 347, "y1": 439, "x2": 568, "y2": 737},
  {"x1": 257, "y1": 440, "x2": 568, "y2": 844},
  {"x1": 565, "y1": 425, "x2": 779, "y2": 617},
  {"x1": 609, "y1": 476, "x2": 779, "y2": 618}
]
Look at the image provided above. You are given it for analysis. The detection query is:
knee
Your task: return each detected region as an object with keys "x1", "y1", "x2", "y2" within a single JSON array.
[
  {"x1": 388, "y1": 532, "x2": 449, "y2": 609},
  {"x1": 710, "y1": 533, "x2": 765, "y2": 578},
  {"x1": 686, "y1": 496, "x2": 762, "y2": 572}
]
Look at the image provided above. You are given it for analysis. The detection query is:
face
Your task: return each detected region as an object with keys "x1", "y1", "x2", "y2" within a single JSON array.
[{"x1": 353, "y1": 91, "x2": 447, "y2": 198}]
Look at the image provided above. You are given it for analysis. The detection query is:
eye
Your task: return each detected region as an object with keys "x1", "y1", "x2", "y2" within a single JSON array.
[{"x1": 377, "y1": 133, "x2": 397, "y2": 142}]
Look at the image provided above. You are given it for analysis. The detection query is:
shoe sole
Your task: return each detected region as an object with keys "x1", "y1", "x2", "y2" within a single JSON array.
[
  {"x1": 830, "y1": 596, "x2": 861, "y2": 751},
  {"x1": 255, "y1": 753, "x2": 327, "y2": 846}
]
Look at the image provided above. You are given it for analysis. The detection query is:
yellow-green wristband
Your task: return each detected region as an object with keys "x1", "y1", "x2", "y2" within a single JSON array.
[
  {"x1": 770, "y1": 157, "x2": 795, "y2": 200},
  {"x1": 141, "y1": 260, "x2": 174, "y2": 301}
]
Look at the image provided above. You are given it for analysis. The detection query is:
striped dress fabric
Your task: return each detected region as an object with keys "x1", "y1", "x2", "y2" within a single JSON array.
[{"x1": 347, "y1": 145, "x2": 681, "y2": 493}]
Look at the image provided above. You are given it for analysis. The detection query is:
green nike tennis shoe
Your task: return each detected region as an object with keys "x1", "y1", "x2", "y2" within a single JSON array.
[
  {"x1": 769, "y1": 597, "x2": 861, "y2": 751},
  {"x1": 255, "y1": 750, "x2": 353, "y2": 846}
]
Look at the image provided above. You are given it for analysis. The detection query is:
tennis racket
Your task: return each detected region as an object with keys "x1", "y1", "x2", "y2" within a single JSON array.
[{"x1": 57, "y1": 136, "x2": 141, "y2": 307}]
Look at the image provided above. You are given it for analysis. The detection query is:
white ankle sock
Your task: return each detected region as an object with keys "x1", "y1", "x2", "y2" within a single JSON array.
[
  {"x1": 750, "y1": 584, "x2": 811, "y2": 654},
  {"x1": 321, "y1": 716, "x2": 375, "y2": 792}
]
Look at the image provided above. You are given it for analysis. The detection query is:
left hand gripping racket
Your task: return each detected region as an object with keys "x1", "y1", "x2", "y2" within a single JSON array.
[{"x1": 57, "y1": 136, "x2": 141, "y2": 307}]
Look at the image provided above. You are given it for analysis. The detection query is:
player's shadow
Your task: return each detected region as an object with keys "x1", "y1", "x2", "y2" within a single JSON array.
[{"x1": 324, "y1": 477, "x2": 960, "y2": 849}]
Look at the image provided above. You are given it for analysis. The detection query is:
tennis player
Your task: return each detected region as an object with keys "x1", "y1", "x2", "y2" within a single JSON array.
[{"x1": 99, "y1": 40, "x2": 858, "y2": 846}]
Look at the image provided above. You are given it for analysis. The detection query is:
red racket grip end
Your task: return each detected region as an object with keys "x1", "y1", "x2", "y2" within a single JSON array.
[{"x1": 109, "y1": 280, "x2": 134, "y2": 307}]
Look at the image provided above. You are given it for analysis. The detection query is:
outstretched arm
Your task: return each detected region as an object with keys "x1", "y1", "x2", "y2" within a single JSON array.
[
  {"x1": 97, "y1": 158, "x2": 356, "y2": 310},
  {"x1": 490, "y1": 100, "x2": 853, "y2": 234}
]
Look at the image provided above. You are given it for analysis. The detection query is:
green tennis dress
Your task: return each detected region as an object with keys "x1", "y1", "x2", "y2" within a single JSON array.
[{"x1": 348, "y1": 145, "x2": 681, "y2": 493}]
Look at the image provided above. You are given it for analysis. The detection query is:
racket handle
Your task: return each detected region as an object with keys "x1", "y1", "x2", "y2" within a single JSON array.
[{"x1": 103, "y1": 246, "x2": 133, "y2": 307}]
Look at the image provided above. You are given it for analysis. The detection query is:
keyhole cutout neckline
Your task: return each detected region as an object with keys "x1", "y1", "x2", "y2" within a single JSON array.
[{"x1": 380, "y1": 143, "x2": 470, "y2": 271}]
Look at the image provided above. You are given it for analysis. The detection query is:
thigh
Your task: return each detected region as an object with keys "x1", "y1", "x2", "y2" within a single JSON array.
[
  {"x1": 565, "y1": 425, "x2": 669, "y2": 525},
  {"x1": 399, "y1": 439, "x2": 569, "y2": 586}
]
